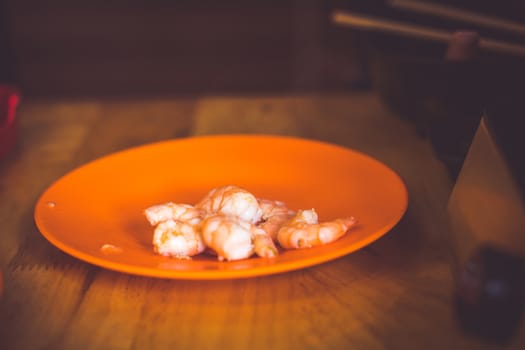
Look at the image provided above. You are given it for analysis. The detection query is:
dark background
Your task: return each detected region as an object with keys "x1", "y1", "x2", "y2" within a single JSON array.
[
  {"x1": 3, "y1": 0, "x2": 525, "y2": 179},
  {"x1": 1, "y1": 0, "x2": 525, "y2": 99},
  {"x1": 0, "y1": 0, "x2": 366, "y2": 97}
]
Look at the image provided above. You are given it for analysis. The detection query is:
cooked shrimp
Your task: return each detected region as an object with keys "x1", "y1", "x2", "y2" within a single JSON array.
[
  {"x1": 277, "y1": 209, "x2": 356, "y2": 249},
  {"x1": 201, "y1": 214, "x2": 279, "y2": 260},
  {"x1": 252, "y1": 227, "x2": 279, "y2": 258},
  {"x1": 200, "y1": 214, "x2": 255, "y2": 261},
  {"x1": 144, "y1": 202, "x2": 204, "y2": 226},
  {"x1": 196, "y1": 185, "x2": 263, "y2": 224},
  {"x1": 257, "y1": 199, "x2": 296, "y2": 240},
  {"x1": 153, "y1": 219, "x2": 206, "y2": 259}
]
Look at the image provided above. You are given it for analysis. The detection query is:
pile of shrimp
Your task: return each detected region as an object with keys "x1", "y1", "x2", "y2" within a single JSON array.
[{"x1": 144, "y1": 185, "x2": 357, "y2": 261}]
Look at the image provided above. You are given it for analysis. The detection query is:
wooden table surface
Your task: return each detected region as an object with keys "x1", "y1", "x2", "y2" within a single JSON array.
[{"x1": 1, "y1": 92, "x2": 524, "y2": 349}]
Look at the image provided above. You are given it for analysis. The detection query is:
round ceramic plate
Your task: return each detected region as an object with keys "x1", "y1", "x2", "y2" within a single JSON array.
[{"x1": 34, "y1": 135, "x2": 408, "y2": 279}]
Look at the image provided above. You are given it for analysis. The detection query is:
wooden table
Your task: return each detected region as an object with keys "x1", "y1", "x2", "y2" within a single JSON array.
[{"x1": 1, "y1": 92, "x2": 523, "y2": 349}]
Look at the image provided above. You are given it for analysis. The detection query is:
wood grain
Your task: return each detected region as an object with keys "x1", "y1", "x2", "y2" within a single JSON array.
[{"x1": 1, "y1": 93, "x2": 524, "y2": 349}]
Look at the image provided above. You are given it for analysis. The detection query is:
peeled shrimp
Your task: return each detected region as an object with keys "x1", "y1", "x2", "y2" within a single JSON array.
[
  {"x1": 277, "y1": 209, "x2": 356, "y2": 249},
  {"x1": 152, "y1": 219, "x2": 206, "y2": 259},
  {"x1": 146, "y1": 185, "x2": 357, "y2": 261},
  {"x1": 252, "y1": 227, "x2": 279, "y2": 258},
  {"x1": 144, "y1": 202, "x2": 205, "y2": 226},
  {"x1": 145, "y1": 202, "x2": 206, "y2": 259},
  {"x1": 257, "y1": 199, "x2": 296, "y2": 240},
  {"x1": 196, "y1": 185, "x2": 263, "y2": 224},
  {"x1": 200, "y1": 214, "x2": 255, "y2": 261},
  {"x1": 200, "y1": 213, "x2": 279, "y2": 260}
]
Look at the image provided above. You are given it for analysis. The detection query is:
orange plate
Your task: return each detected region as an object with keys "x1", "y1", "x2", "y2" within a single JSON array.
[{"x1": 34, "y1": 135, "x2": 408, "y2": 280}]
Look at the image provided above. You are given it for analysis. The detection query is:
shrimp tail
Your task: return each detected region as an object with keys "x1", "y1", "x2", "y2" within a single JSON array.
[
  {"x1": 252, "y1": 229, "x2": 279, "y2": 258},
  {"x1": 277, "y1": 210, "x2": 357, "y2": 249}
]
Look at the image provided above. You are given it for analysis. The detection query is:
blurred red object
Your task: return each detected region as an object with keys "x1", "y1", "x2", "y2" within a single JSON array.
[{"x1": 0, "y1": 85, "x2": 20, "y2": 160}]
